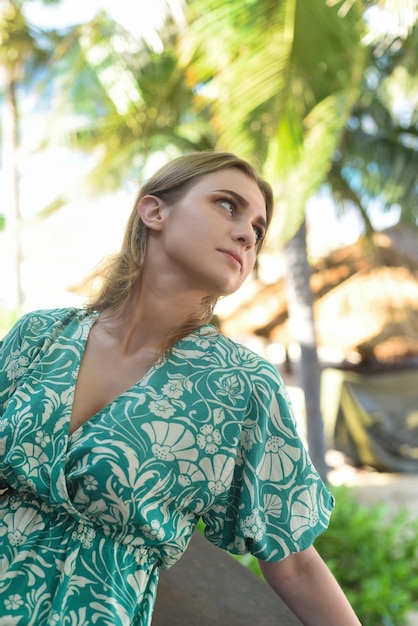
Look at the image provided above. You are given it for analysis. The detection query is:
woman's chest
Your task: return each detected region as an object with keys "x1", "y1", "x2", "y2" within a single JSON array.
[{"x1": 69, "y1": 330, "x2": 160, "y2": 435}]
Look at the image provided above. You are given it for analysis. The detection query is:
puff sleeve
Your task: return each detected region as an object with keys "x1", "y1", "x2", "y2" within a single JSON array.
[{"x1": 202, "y1": 356, "x2": 334, "y2": 562}]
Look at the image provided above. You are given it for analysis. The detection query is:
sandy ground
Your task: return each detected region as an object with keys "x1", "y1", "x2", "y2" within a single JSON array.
[{"x1": 327, "y1": 450, "x2": 418, "y2": 521}]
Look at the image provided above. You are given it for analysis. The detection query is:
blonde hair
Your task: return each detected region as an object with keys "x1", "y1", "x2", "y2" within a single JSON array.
[{"x1": 87, "y1": 150, "x2": 274, "y2": 349}]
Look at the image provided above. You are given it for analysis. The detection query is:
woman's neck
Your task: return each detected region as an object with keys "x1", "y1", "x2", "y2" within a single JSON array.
[{"x1": 98, "y1": 284, "x2": 210, "y2": 357}]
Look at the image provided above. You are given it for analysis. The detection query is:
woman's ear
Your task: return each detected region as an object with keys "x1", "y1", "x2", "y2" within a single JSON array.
[{"x1": 137, "y1": 195, "x2": 168, "y2": 231}]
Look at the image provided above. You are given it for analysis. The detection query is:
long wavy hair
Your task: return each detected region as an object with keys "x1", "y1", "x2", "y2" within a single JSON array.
[{"x1": 86, "y1": 150, "x2": 274, "y2": 350}]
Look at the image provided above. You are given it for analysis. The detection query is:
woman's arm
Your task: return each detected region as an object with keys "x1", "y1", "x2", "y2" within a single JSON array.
[{"x1": 258, "y1": 545, "x2": 361, "y2": 626}]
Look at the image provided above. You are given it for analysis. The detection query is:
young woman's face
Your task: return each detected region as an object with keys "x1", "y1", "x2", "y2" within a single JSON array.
[{"x1": 146, "y1": 167, "x2": 268, "y2": 297}]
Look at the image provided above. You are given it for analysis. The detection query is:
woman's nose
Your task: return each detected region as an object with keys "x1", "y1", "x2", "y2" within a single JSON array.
[{"x1": 233, "y1": 223, "x2": 256, "y2": 247}]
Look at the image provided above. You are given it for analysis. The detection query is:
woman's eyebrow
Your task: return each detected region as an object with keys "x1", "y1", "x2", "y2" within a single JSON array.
[
  {"x1": 216, "y1": 189, "x2": 248, "y2": 206},
  {"x1": 216, "y1": 189, "x2": 267, "y2": 228}
]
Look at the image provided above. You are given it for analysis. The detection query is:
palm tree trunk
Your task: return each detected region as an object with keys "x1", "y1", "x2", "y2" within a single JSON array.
[
  {"x1": 2, "y1": 75, "x2": 23, "y2": 310},
  {"x1": 283, "y1": 219, "x2": 328, "y2": 481}
]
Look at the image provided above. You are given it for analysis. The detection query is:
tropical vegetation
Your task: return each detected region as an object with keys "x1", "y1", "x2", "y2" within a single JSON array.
[
  {"x1": 0, "y1": 0, "x2": 417, "y2": 473},
  {"x1": 1, "y1": 1, "x2": 418, "y2": 622}
]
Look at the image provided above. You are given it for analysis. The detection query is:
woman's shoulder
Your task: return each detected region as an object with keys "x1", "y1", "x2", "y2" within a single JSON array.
[
  {"x1": 209, "y1": 329, "x2": 283, "y2": 382},
  {"x1": 15, "y1": 306, "x2": 84, "y2": 328},
  {"x1": 3, "y1": 307, "x2": 91, "y2": 343}
]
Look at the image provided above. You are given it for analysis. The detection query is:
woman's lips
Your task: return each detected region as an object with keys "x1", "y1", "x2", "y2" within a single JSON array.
[{"x1": 218, "y1": 249, "x2": 242, "y2": 269}]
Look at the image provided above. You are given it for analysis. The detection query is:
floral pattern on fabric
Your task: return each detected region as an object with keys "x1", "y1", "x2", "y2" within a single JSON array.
[{"x1": 0, "y1": 308, "x2": 334, "y2": 625}]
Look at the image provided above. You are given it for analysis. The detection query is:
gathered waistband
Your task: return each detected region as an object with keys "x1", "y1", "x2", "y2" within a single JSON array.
[{"x1": 0, "y1": 486, "x2": 162, "y2": 568}]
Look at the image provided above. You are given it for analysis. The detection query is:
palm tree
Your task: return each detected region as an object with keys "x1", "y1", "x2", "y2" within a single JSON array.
[
  {"x1": 45, "y1": 8, "x2": 215, "y2": 192},
  {"x1": 183, "y1": 0, "x2": 368, "y2": 478},
  {"x1": 182, "y1": 0, "x2": 417, "y2": 478},
  {"x1": 9, "y1": 0, "x2": 413, "y2": 478},
  {"x1": 328, "y1": 21, "x2": 418, "y2": 233},
  {"x1": 0, "y1": 0, "x2": 41, "y2": 309},
  {"x1": 0, "y1": 0, "x2": 65, "y2": 310},
  {"x1": 1, "y1": 1, "x2": 211, "y2": 311}
]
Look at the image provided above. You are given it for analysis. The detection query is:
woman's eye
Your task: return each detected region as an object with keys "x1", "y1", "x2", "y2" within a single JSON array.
[
  {"x1": 219, "y1": 199, "x2": 235, "y2": 214},
  {"x1": 253, "y1": 226, "x2": 265, "y2": 243}
]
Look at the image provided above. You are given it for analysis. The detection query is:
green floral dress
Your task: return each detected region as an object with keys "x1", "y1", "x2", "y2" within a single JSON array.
[{"x1": 0, "y1": 308, "x2": 333, "y2": 626}]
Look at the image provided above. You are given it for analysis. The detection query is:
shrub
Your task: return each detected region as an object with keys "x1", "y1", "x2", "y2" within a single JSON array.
[{"x1": 314, "y1": 485, "x2": 418, "y2": 626}]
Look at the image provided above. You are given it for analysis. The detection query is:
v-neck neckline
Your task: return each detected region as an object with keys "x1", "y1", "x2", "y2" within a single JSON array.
[{"x1": 68, "y1": 312, "x2": 216, "y2": 438}]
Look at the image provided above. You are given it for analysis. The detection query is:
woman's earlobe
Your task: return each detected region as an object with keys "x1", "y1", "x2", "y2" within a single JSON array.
[{"x1": 137, "y1": 196, "x2": 166, "y2": 231}]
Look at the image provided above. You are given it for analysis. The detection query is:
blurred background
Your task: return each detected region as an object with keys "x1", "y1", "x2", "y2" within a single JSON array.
[
  {"x1": 2, "y1": 0, "x2": 417, "y2": 473},
  {"x1": 1, "y1": 1, "x2": 418, "y2": 621}
]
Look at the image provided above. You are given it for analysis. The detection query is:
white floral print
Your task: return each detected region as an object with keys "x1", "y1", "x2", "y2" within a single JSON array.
[
  {"x1": 214, "y1": 373, "x2": 245, "y2": 404},
  {"x1": 0, "y1": 308, "x2": 333, "y2": 626},
  {"x1": 196, "y1": 424, "x2": 222, "y2": 454},
  {"x1": 83, "y1": 475, "x2": 98, "y2": 491},
  {"x1": 71, "y1": 520, "x2": 96, "y2": 548},
  {"x1": 4, "y1": 595, "x2": 24, "y2": 611},
  {"x1": 141, "y1": 519, "x2": 165, "y2": 541},
  {"x1": 148, "y1": 398, "x2": 175, "y2": 419},
  {"x1": 161, "y1": 379, "x2": 185, "y2": 399},
  {"x1": 240, "y1": 508, "x2": 267, "y2": 543},
  {"x1": 35, "y1": 431, "x2": 51, "y2": 448}
]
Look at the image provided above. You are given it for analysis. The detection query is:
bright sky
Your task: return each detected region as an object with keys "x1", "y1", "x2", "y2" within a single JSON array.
[
  {"x1": 24, "y1": 0, "x2": 100, "y2": 28},
  {"x1": 24, "y1": 0, "x2": 185, "y2": 51},
  {"x1": 24, "y1": 0, "x2": 417, "y2": 42}
]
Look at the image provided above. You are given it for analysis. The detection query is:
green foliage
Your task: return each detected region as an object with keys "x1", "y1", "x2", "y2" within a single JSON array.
[
  {"x1": 198, "y1": 486, "x2": 418, "y2": 625},
  {"x1": 315, "y1": 486, "x2": 418, "y2": 626}
]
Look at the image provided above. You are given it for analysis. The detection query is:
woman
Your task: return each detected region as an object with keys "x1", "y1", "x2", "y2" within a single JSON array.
[{"x1": 0, "y1": 151, "x2": 360, "y2": 625}]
